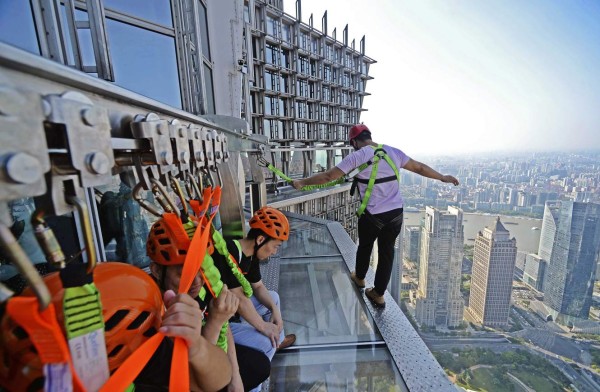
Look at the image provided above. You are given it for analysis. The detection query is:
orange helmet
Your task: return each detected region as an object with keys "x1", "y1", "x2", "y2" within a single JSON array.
[
  {"x1": 249, "y1": 207, "x2": 289, "y2": 241},
  {"x1": 0, "y1": 262, "x2": 163, "y2": 390},
  {"x1": 147, "y1": 213, "x2": 193, "y2": 266},
  {"x1": 349, "y1": 124, "x2": 369, "y2": 141}
]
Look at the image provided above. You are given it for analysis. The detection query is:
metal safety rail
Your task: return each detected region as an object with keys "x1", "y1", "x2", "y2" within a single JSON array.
[{"x1": 0, "y1": 42, "x2": 271, "y2": 251}]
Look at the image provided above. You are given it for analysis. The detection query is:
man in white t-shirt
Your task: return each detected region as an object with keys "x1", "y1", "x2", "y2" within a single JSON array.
[{"x1": 292, "y1": 124, "x2": 459, "y2": 308}]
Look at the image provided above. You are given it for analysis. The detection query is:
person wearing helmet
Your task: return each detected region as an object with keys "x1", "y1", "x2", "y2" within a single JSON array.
[
  {"x1": 212, "y1": 206, "x2": 296, "y2": 364},
  {"x1": 147, "y1": 213, "x2": 271, "y2": 392},
  {"x1": 1, "y1": 261, "x2": 232, "y2": 392},
  {"x1": 292, "y1": 124, "x2": 459, "y2": 309}
]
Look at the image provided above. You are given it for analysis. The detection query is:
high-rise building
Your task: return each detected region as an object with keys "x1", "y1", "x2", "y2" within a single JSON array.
[
  {"x1": 538, "y1": 201, "x2": 560, "y2": 262},
  {"x1": 416, "y1": 206, "x2": 464, "y2": 328},
  {"x1": 467, "y1": 218, "x2": 517, "y2": 327},
  {"x1": 543, "y1": 201, "x2": 600, "y2": 325},
  {"x1": 523, "y1": 254, "x2": 547, "y2": 292},
  {"x1": 403, "y1": 225, "x2": 421, "y2": 263}
]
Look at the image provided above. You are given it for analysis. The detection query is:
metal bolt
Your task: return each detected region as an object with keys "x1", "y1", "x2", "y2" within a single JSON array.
[
  {"x1": 86, "y1": 152, "x2": 110, "y2": 175},
  {"x1": 180, "y1": 151, "x2": 190, "y2": 164},
  {"x1": 81, "y1": 108, "x2": 96, "y2": 126},
  {"x1": 3, "y1": 153, "x2": 43, "y2": 184},
  {"x1": 156, "y1": 123, "x2": 167, "y2": 136},
  {"x1": 159, "y1": 151, "x2": 173, "y2": 165}
]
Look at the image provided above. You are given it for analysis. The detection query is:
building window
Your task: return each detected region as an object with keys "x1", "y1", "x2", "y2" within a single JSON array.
[
  {"x1": 266, "y1": 44, "x2": 281, "y2": 65},
  {"x1": 106, "y1": 18, "x2": 182, "y2": 108},
  {"x1": 197, "y1": 1, "x2": 211, "y2": 61},
  {"x1": 266, "y1": 15, "x2": 280, "y2": 37},
  {"x1": 0, "y1": 2, "x2": 39, "y2": 54},
  {"x1": 105, "y1": 0, "x2": 173, "y2": 27},
  {"x1": 282, "y1": 23, "x2": 292, "y2": 42},
  {"x1": 203, "y1": 63, "x2": 215, "y2": 114}
]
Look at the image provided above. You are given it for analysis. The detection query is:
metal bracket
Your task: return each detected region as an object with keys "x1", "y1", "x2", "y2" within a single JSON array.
[
  {"x1": 130, "y1": 112, "x2": 174, "y2": 189},
  {"x1": 43, "y1": 91, "x2": 115, "y2": 188},
  {"x1": 169, "y1": 119, "x2": 191, "y2": 176},
  {"x1": 0, "y1": 86, "x2": 51, "y2": 224}
]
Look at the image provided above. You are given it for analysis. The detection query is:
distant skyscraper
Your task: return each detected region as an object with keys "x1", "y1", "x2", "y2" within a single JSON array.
[
  {"x1": 416, "y1": 206, "x2": 464, "y2": 328},
  {"x1": 538, "y1": 201, "x2": 560, "y2": 263},
  {"x1": 403, "y1": 225, "x2": 421, "y2": 263},
  {"x1": 390, "y1": 231, "x2": 403, "y2": 304},
  {"x1": 543, "y1": 201, "x2": 600, "y2": 325},
  {"x1": 523, "y1": 254, "x2": 547, "y2": 292},
  {"x1": 467, "y1": 218, "x2": 517, "y2": 327}
]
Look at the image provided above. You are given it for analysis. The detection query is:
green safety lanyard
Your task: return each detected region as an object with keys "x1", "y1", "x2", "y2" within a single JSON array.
[
  {"x1": 355, "y1": 144, "x2": 401, "y2": 217},
  {"x1": 261, "y1": 145, "x2": 400, "y2": 216},
  {"x1": 263, "y1": 161, "x2": 346, "y2": 190}
]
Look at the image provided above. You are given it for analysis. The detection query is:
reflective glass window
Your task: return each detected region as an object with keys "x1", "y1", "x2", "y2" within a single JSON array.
[
  {"x1": 104, "y1": 0, "x2": 173, "y2": 27},
  {"x1": 0, "y1": 2, "x2": 39, "y2": 54},
  {"x1": 198, "y1": 2, "x2": 211, "y2": 60},
  {"x1": 105, "y1": 19, "x2": 182, "y2": 108},
  {"x1": 203, "y1": 63, "x2": 215, "y2": 114}
]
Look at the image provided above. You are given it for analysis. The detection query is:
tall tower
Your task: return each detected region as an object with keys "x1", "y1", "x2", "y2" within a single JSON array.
[
  {"x1": 543, "y1": 201, "x2": 600, "y2": 325},
  {"x1": 416, "y1": 206, "x2": 464, "y2": 328},
  {"x1": 403, "y1": 225, "x2": 421, "y2": 263},
  {"x1": 538, "y1": 201, "x2": 560, "y2": 265},
  {"x1": 467, "y1": 218, "x2": 517, "y2": 328}
]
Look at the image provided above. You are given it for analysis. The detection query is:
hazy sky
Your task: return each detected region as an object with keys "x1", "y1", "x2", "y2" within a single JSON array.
[{"x1": 283, "y1": 0, "x2": 600, "y2": 156}]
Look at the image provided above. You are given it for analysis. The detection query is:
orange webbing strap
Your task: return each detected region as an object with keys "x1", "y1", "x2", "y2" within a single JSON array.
[
  {"x1": 6, "y1": 297, "x2": 85, "y2": 392},
  {"x1": 171, "y1": 186, "x2": 219, "y2": 391},
  {"x1": 99, "y1": 333, "x2": 164, "y2": 391},
  {"x1": 191, "y1": 186, "x2": 222, "y2": 299},
  {"x1": 189, "y1": 187, "x2": 214, "y2": 218},
  {"x1": 100, "y1": 187, "x2": 218, "y2": 392}
]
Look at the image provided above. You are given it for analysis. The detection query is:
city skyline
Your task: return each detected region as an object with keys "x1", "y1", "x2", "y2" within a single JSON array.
[{"x1": 283, "y1": 0, "x2": 600, "y2": 156}]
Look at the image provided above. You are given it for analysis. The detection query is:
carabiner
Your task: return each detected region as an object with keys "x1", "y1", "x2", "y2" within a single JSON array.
[
  {"x1": 186, "y1": 172, "x2": 203, "y2": 202},
  {"x1": 31, "y1": 210, "x2": 66, "y2": 269},
  {"x1": 212, "y1": 165, "x2": 223, "y2": 187},
  {"x1": 256, "y1": 156, "x2": 270, "y2": 168},
  {"x1": 169, "y1": 174, "x2": 189, "y2": 216},
  {"x1": 150, "y1": 177, "x2": 179, "y2": 214},
  {"x1": 66, "y1": 196, "x2": 97, "y2": 274},
  {"x1": 133, "y1": 182, "x2": 163, "y2": 217},
  {"x1": 0, "y1": 222, "x2": 51, "y2": 310}
]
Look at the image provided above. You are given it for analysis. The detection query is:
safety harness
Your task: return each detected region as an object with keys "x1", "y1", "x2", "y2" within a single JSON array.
[
  {"x1": 352, "y1": 144, "x2": 401, "y2": 217},
  {"x1": 261, "y1": 144, "x2": 401, "y2": 217}
]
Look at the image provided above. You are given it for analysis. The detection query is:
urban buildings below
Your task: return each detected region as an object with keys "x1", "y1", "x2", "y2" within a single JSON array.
[
  {"x1": 416, "y1": 206, "x2": 464, "y2": 328},
  {"x1": 543, "y1": 201, "x2": 600, "y2": 326},
  {"x1": 467, "y1": 217, "x2": 517, "y2": 328},
  {"x1": 523, "y1": 253, "x2": 547, "y2": 292},
  {"x1": 403, "y1": 225, "x2": 421, "y2": 263}
]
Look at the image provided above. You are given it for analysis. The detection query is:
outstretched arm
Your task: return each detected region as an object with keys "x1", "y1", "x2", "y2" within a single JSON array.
[
  {"x1": 292, "y1": 167, "x2": 345, "y2": 190},
  {"x1": 403, "y1": 158, "x2": 459, "y2": 186}
]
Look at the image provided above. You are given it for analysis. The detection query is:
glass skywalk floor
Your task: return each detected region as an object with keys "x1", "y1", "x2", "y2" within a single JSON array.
[{"x1": 260, "y1": 214, "x2": 452, "y2": 391}]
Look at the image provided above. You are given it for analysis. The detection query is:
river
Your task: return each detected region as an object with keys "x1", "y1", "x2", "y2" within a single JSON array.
[{"x1": 403, "y1": 211, "x2": 543, "y2": 254}]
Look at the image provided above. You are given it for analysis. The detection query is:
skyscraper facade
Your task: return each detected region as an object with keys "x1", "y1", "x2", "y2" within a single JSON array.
[
  {"x1": 543, "y1": 201, "x2": 600, "y2": 325},
  {"x1": 403, "y1": 225, "x2": 421, "y2": 263},
  {"x1": 538, "y1": 201, "x2": 560, "y2": 263},
  {"x1": 467, "y1": 218, "x2": 517, "y2": 327},
  {"x1": 416, "y1": 206, "x2": 464, "y2": 328}
]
